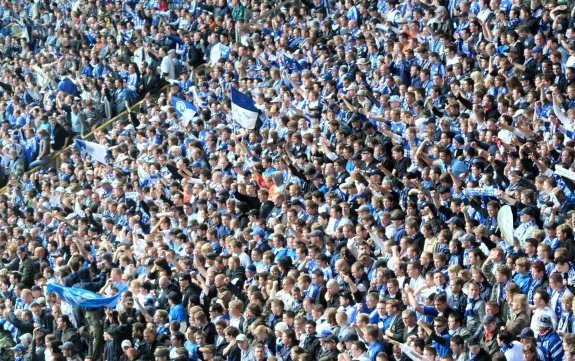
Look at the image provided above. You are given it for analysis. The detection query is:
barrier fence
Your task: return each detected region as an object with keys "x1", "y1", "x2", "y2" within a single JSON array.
[
  {"x1": 0, "y1": 86, "x2": 168, "y2": 194},
  {"x1": 1, "y1": 64, "x2": 208, "y2": 195}
]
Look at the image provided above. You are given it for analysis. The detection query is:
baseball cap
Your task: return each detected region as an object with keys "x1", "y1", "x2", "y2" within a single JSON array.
[
  {"x1": 121, "y1": 340, "x2": 132, "y2": 348},
  {"x1": 250, "y1": 228, "x2": 265, "y2": 237},
  {"x1": 518, "y1": 328, "x2": 535, "y2": 339},
  {"x1": 482, "y1": 315, "x2": 496, "y2": 324},
  {"x1": 246, "y1": 264, "x2": 257, "y2": 273},
  {"x1": 59, "y1": 342, "x2": 75, "y2": 351},
  {"x1": 11, "y1": 344, "x2": 25, "y2": 351},
  {"x1": 518, "y1": 207, "x2": 535, "y2": 216}
]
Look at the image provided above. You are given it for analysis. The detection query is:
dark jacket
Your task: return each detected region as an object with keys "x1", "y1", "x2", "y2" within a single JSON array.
[
  {"x1": 181, "y1": 283, "x2": 202, "y2": 309},
  {"x1": 59, "y1": 326, "x2": 81, "y2": 350},
  {"x1": 8, "y1": 311, "x2": 34, "y2": 336},
  {"x1": 105, "y1": 323, "x2": 131, "y2": 359},
  {"x1": 136, "y1": 340, "x2": 158, "y2": 358},
  {"x1": 387, "y1": 314, "x2": 405, "y2": 342},
  {"x1": 139, "y1": 73, "x2": 161, "y2": 95},
  {"x1": 51, "y1": 123, "x2": 69, "y2": 150},
  {"x1": 201, "y1": 322, "x2": 217, "y2": 345},
  {"x1": 470, "y1": 348, "x2": 492, "y2": 361},
  {"x1": 480, "y1": 329, "x2": 499, "y2": 356},
  {"x1": 36, "y1": 310, "x2": 55, "y2": 336},
  {"x1": 18, "y1": 256, "x2": 35, "y2": 288},
  {"x1": 317, "y1": 347, "x2": 339, "y2": 361},
  {"x1": 302, "y1": 334, "x2": 321, "y2": 358},
  {"x1": 226, "y1": 344, "x2": 241, "y2": 361},
  {"x1": 157, "y1": 284, "x2": 181, "y2": 311}
]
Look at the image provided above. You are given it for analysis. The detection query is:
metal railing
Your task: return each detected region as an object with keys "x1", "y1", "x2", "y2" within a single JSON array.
[
  {"x1": 1, "y1": 64, "x2": 210, "y2": 194},
  {"x1": 0, "y1": 86, "x2": 169, "y2": 194}
]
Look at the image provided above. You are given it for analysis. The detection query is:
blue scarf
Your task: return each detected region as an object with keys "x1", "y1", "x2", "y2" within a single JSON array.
[
  {"x1": 436, "y1": 285, "x2": 447, "y2": 295},
  {"x1": 559, "y1": 311, "x2": 571, "y2": 333},
  {"x1": 500, "y1": 343, "x2": 513, "y2": 353},
  {"x1": 552, "y1": 287, "x2": 567, "y2": 316},
  {"x1": 528, "y1": 279, "x2": 542, "y2": 304},
  {"x1": 464, "y1": 298, "x2": 475, "y2": 317},
  {"x1": 498, "y1": 282, "x2": 508, "y2": 304}
]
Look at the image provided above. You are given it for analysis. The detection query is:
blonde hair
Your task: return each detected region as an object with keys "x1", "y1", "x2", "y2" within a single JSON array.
[{"x1": 513, "y1": 294, "x2": 528, "y2": 312}]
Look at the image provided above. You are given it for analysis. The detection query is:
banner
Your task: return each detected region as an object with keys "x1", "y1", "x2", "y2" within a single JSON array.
[
  {"x1": 46, "y1": 282, "x2": 127, "y2": 309},
  {"x1": 498, "y1": 205, "x2": 514, "y2": 246},
  {"x1": 230, "y1": 87, "x2": 259, "y2": 129},
  {"x1": 463, "y1": 188, "x2": 497, "y2": 197},
  {"x1": 171, "y1": 96, "x2": 197, "y2": 126},
  {"x1": 555, "y1": 166, "x2": 575, "y2": 182},
  {"x1": 125, "y1": 192, "x2": 139, "y2": 200},
  {"x1": 75, "y1": 140, "x2": 108, "y2": 165}
]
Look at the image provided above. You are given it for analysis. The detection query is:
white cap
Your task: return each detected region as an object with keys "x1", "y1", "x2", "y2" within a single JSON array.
[{"x1": 121, "y1": 340, "x2": 132, "y2": 348}]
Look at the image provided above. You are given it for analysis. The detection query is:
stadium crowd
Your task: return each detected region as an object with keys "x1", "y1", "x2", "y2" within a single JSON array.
[{"x1": 1, "y1": 0, "x2": 575, "y2": 360}]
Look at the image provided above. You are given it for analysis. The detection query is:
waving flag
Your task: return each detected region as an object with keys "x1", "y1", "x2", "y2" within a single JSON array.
[
  {"x1": 191, "y1": 86, "x2": 207, "y2": 109},
  {"x1": 171, "y1": 96, "x2": 197, "y2": 126},
  {"x1": 75, "y1": 139, "x2": 108, "y2": 165},
  {"x1": 47, "y1": 282, "x2": 127, "y2": 309},
  {"x1": 283, "y1": 52, "x2": 303, "y2": 71},
  {"x1": 230, "y1": 87, "x2": 259, "y2": 129}
]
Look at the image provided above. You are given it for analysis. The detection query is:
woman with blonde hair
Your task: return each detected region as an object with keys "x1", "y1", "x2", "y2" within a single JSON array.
[
  {"x1": 505, "y1": 293, "x2": 530, "y2": 335},
  {"x1": 254, "y1": 324, "x2": 275, "y2": 355}
]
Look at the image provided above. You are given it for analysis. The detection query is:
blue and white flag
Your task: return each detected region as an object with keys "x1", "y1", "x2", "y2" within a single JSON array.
[
  {"x1": 230, "y1": 87, "x2": 259, "y2": 129},
  {"x1": 46, "y1": 282, "x2": 127, "y2": 309},
  {"x1": 75, "y1": 139, "x2": 108, "y2": 165},
  {"x1": 283, "y1": 52, "x2": 303, "y2": 71},
  {"x1": 463, "y1": 188, "x2": 497, "y2": 197},
  {"x1": 171, "y1": 96, "x2": 197, "y2": 126}
]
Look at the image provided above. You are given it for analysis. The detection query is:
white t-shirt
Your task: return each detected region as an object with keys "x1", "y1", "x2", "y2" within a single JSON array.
[{"x1": 503, "y1": 341, "x2": 524, "y2": 361}]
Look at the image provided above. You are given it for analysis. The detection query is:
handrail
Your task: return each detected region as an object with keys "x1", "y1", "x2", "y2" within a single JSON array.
[
  {"x1": 0, "y1": 86, "x2": 169, "y2": 194},
  {"x1": 0, "y1": 63, "x2": 210, "y2": 194},
  {"x1": 252, "y1": 0, "x2": 295, "y2": 23}
]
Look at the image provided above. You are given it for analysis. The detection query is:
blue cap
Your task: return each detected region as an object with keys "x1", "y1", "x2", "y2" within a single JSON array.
[
  {"x1": 11, "y1": 344, "x2": 25, "y2": 351},
  {"x1": 250, "y1": 228, "x2": 265, "y2": 237},
  {"x1": 247, "y1": 65, "x2": 257, "y2": 72},
  {"x1": 192, "y1": 161, "x2": 202, "y2": 167},
  {"x1": 184, "y1": 137, "x2": 194, "y2": 143},
  {"x1": 331, "y1": 65, "x2": 340, "y2": 71},
  {"x1": 246, "y1": 264, "x2": 257, "y2": 273},
  {"x1": 389, "y1": 95, "x2": 401, "y2": 103},
  {"x1": 347, "y1": 36, "x2": 355, "y2": 42},
  {"x1": 530, "y1": 46, "x2": 543, "y2": 53},
  {"x1": 120, "y1": 130, "x2": 131, "y2": 136},
  {"x1": 322, "y1": 74, "x2": 331, "y2": 81},
  {"x1": 17, "y1": 245, "x2": 27, "y2": 254},
  {"x1": 319, "y1": 330, "x2": 332, "y2": 338},
  {"x1": 290, "y1": 199, "x2": 305, "y2": 208}
]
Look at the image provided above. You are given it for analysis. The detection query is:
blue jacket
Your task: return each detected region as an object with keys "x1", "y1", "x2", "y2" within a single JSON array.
[
  {"x1": 538, "y1": 330, "x2": 564, "y2": 361},
  {"x1": 367, "y1": 340, "x2": 384, "y2": 361}
]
